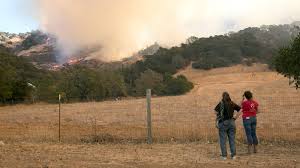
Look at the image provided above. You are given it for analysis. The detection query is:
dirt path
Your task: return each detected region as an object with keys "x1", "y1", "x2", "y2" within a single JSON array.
[{"x1": 0, "y1": 142, "x2": 298, "y2": 168}]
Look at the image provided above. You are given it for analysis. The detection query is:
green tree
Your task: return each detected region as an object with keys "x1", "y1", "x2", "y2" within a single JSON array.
[
  {"x1": 0, "y1": 66, "x2": 15, "y2": 101},
  {"x1": 274, "y1": 33, "x2": 300, "y2": 88},
  {"x1": 0, "y1": 45, "x2": 41, "y2": 103},
  {"x1": 101, "y1": 71, "x2": 127, "y2": 98},
  {"x1": 58, "y1": 66, "x2": 99, "y2": 101},
  {"x1": 172, "y1": 54, "x2": 186, "y2": 69},
  {"x1": 58, "y1": 66, "x2": 127, "y2": 102},
  {"x1": 135, "y1": 69, "x2": 163, "y2": 95},
  {"x1": 164, "y1": 75, "x2": 194, "y2": 95}
]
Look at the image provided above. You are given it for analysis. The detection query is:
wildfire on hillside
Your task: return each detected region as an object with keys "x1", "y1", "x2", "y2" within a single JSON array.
[
  {"x1": 67, "y1": 57, "x2": 84, "y2": 65},
  {"x1": 52, "y1": 64, "x2": 61, "y2": 69},
  {"x1": 45, "y1": 57, "x2": 85, "y2": 71}
]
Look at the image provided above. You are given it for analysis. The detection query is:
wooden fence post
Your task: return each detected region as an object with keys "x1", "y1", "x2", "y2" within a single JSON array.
[
  {"x1": 58, "y1": 94, "x2": 61, "y2": 142},
  {"x1": 146, "y1": 89, "x2": 153, "y2": 144}
]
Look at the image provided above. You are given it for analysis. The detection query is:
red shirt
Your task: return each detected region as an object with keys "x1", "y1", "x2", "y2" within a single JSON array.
[{"x1": 242, "y1": 100, "x2": 259, "y2": 119}]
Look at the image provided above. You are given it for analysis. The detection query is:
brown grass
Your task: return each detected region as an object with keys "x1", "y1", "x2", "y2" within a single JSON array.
[
  {"x1": 0, "y1": 143, "x2": 299, "y2": 168},
  {"x1": 0, "y1": 64, "x2": 300, "y2": 167},
  {"x1": 0, "y1": 64, "x2": 299, "y2": 144}
]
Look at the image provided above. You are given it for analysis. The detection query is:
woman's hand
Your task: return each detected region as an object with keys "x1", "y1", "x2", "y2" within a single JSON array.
[{"x1": 233, "y1": 111, "x2": 241, "y2": 120}]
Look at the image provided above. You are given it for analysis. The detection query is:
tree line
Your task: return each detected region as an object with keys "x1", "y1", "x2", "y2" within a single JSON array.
[
  {"x1": 1, "y1": 23, "x2": 299, "y2": 104},
  {"x1": 142, "y1": 24, "x2": 299, "y2": 72},
  {"x1": 0, "y1": 45, "x2": 193, "y2": 104}
]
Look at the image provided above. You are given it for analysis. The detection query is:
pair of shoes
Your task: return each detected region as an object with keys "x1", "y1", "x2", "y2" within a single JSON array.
[{"x1": 220, "y1": 156, "x2": 227, "y2": 160}]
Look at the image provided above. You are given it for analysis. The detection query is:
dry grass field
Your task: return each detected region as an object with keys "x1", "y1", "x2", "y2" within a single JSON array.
[
  {"x1": 0, "y1": 143, "x2": 298, "y2": 168},
  {"x1": 0, "y1": 64, "x2": 299, "y2": 167}
]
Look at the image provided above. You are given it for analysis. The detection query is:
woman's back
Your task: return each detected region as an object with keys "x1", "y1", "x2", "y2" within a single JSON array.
[
  {"x1": 215, "y1": 101, "x2": 241, "y2": 120},
  {"x1": 242, "y1": 99, "x2": 259, "y2": 119}
]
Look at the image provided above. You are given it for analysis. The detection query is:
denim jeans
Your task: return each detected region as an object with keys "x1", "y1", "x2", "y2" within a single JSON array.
[
  {"x1": 243, "y1": 116, "x2": 258, "y2": 145},
  {"x1": 218, "y1": 119, "x2": 236, "y2": 157}
]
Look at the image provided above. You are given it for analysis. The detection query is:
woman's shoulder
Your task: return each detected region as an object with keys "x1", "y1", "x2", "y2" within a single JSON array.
[
  {"x1": 252, "y1": 100, "x2": 259, "y2": 105},
  {"x1": 241, "y1": 99, "x2": 249, "y2": 105}
]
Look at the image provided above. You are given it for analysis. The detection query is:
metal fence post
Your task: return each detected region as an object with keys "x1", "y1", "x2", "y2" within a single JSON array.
[{"x1": 146, "y1": 89, "x2": 153, "y2": 144}]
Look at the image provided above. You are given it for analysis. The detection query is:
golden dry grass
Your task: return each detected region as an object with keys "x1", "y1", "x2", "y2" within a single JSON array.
[
  {"x1": 0, "y1": 64, "x2": 299, "y2": 143},
  {"x1": 0, "y1": 64, "x2": 300, "y2": 167},
  {"x1": 0, "y1": 143, "x2": 299, "y2": 168}
]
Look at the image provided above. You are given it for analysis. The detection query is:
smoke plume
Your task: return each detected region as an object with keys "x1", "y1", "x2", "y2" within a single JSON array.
[{"x1": 33, "y1": 0, "x2": 300, "y2": 62}]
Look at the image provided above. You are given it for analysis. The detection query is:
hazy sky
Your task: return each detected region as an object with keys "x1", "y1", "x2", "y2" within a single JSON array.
[
  {"x1": 1, "y1": 0, "x2": 299, "y2": 34},
  {"x1": 1, "y1": 0, "x2": 300, "y2": 60},
  {"x1": 0, "y1": 0, "x2": 37, "y2": 33}
]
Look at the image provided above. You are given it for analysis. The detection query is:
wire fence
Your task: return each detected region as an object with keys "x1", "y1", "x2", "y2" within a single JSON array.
[{"x1": 0, "y1": 92, "x2": 299, "y2": 144}]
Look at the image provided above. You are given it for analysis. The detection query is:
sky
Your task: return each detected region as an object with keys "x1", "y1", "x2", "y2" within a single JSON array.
[
  {"x1": 1, "y1": 0, "x2": 299, "y2": 34},
  {"x1": 1, "y1": 0, "x2": 300, "y2": 61},
  {"x1": 0, "y1": 0, "x2": 38, "y2": 33}
]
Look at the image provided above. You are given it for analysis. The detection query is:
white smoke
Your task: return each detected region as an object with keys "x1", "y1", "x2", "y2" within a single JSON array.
[{"x1": 32, "y1": 0, "x2": 300, "y2": 62}]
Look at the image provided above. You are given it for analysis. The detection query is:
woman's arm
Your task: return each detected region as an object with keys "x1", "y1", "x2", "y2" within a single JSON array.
[
  {"x1": 255, "y1": 101, "x2": 260, "y2": 114},
  {"x1": 233, "y1": 102, "x2": 242, "y2": 120},
  {"x1": 214, "y1": 103, "x2": 220, "y2": 116},
  {"x1": 233, "y1": 111, "x2": 241, "y2": 120},
  {"x1": 256, "y1": 107, "x2": 260, "y2": 114}
]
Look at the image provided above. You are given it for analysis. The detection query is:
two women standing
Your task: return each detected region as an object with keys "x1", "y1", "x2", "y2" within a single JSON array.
[{"x1": 214, "y1": 91, "x2": 259, "y2": 160}]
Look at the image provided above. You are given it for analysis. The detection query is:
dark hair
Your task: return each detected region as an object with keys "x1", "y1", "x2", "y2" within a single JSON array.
[
  {"x1": 222, "y1": 92, "x2": 232, "y2": 102},
  {"x1": 244, "y1": 91, "x2": 253, "y2": 100}
]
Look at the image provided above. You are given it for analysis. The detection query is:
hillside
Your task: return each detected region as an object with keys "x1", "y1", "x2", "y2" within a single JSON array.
[
  {"x1": 0, "y1": 45, "x2": 193, "y2": 103},
  {"x1": 140, "y1": 23, "x2": 300, "y2": 76},
  {"x1": 0, "y1": 64, "x2": 298, "y2": 142},
  {"x1": 178, "y1": 63, "x2": 299, "y2": 100},
  {"x1": 1, "y1": 22, "x2": 300, "y2": 103},
  {"x1": 1, "y1": 22, "x2": 300, "y2": 71},
  {"x1": 0, "y1": 63, "x2": 299, "y2": 167}
]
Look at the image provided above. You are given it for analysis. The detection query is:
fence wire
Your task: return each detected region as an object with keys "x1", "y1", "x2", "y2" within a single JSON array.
[{"x1": 0, "y1": 93, "x2": 299, "y2": 144}]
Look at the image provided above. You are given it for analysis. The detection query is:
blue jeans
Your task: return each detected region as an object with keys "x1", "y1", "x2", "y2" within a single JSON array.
[
  {"x1": 243, "y1": 117, "x2": 258, "y2": 145},
  {"x1": 218, "y1": 119, "x2": 236, "y2": 157}
]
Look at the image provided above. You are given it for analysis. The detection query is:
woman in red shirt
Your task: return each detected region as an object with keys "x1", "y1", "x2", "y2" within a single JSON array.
[{"x1": 241, "y1": 91, "x2": 259, "y2": 154}]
